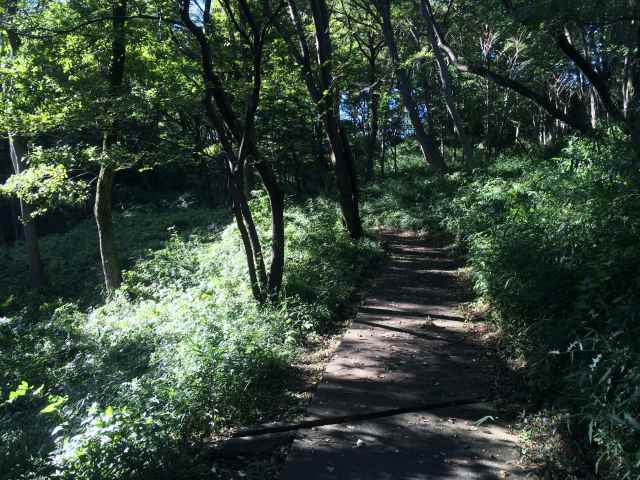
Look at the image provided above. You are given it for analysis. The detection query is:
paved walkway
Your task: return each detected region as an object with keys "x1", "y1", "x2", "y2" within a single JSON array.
[{"x1": 280, "y1": 231, "x2": 528, "y2": 479}]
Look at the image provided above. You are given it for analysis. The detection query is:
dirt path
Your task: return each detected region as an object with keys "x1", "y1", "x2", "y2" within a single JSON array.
[{"x1": 278, "y1": 231, "x2": 529, "y2": 479}]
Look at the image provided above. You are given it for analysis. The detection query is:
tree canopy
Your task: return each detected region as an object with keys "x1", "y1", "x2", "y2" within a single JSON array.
[{"x1": 1, "y1": 0, "x2": 640, "y2": 478}]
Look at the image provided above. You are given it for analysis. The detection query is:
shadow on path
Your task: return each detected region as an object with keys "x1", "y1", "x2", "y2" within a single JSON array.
[{"x1": 278, "y1": 231, "x2": 531, "y2": 479}]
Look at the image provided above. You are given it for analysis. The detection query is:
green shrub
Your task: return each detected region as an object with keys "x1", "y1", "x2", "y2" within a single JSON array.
[
  {"x1": 363, "y1": 132, "x2": 640, "y2": 477},
  {"x1": 0, "y1": 198, "x2": 382, "y2": 479}
]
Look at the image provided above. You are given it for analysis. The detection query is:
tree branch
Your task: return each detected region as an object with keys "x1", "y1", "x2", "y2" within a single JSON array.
[
  {"x1": 423, "y1": 0, "x2": 590, "y2": 133},
  {"x1": 556, "y1": 28, "x2": 624, "y2": 122}
]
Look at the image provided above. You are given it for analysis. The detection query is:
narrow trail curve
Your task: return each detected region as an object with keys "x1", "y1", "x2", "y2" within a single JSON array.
[{"x1": 279, "y1": 230, "x2": 529, "y2": 480}]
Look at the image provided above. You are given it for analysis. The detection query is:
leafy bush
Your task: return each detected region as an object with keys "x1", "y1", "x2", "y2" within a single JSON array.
[
  {"x1": 0, "y1": 198, "x2": 382, "y2": 479},
  {"x1": 363, "y1": 132, "x2": 640, "y2": 478},
  {"x1": 0, "y1": 205, "x2": 227, "y2": 309},
  {"x1": 362, "y1": 154, "x2": 461, "y2": 234}
]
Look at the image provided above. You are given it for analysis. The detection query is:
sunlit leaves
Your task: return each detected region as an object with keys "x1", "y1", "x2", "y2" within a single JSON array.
[{"x1": 0, "y1": 162, "x2": 88, "y2": 220}]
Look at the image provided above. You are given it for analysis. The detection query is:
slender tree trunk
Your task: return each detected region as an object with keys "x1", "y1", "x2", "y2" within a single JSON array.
[
  {"x1": 376, "y1": 0, "x2": 446, "y2": 172},
  {"x1": 579, "y1": 29, "x2": 599, "y2": 129},
  {"x1": 370, "y1": 89, "x2": 380, "y2": 175},
  {"x1": 394, "y1": 145, "x2": 398, "y2": 173},
  {"x1": 422, "y1": 73, "x2": 437, "y2": 136},
  {"x1": 224, "y1": 149, "x2": 284, "y2": 302},
  {"x1": 231, "y1": 204, "x2": 261, "y2": 299},
  {"x1": 242, "y1": 162, "x2": 255, "y2": 198},
  {"x1": 95, "y1": 164, "x2": 121, "y2": 295},
  {"x1": 366, "y1": 54, "x2": 380, "y2": 179},
  {"x1": 233, "y1": 166, "x2": 268, "y2": 296},
  {"x1": 623, "y1": 53, "x2": 633, "y2": 118},
  {"x1": 309, "y1": 0, "x2": 363, "y2": 238},
  {"x1": 9, "y1": 135, "x2": 44, "y2": 289},
  {"x1": 589, "y1": 87, "x2": 598, "y2": 129},
  {"x1": 5, "y1": 0, "x2": 44, "y2": 290},
  {"x1": 380, "y1": 133, "x2": 386, "y2": 177},
  {"x1": 95, "y1": 0, "x2": 127, "y2": 297},
  {"x1": 180, "y1": 0, "x2": 286, "y2": 301},
  {"x1": 226, "y1": 164, "x2": 265, "y2": 300},
  {"x1": 283, "y1": 0, "x2": 362, "y2": 237},
  {"x1": 419, "y1": 0, "x2": 473, "y2": 163},
  {"x1": 485, "y1": 73, "x2": 491, "y2": 152},
  {"x1": 255, "y1": 161, "x2": 285, "y2": 299}
]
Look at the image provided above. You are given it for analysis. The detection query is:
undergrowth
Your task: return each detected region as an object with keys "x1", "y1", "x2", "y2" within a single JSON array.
[
  {"x1": 363, "y1": 129, "x2": 640, "y2": 478},
  {"x1": 0, "y1": 196, "x2": 381, "y2": 480}
]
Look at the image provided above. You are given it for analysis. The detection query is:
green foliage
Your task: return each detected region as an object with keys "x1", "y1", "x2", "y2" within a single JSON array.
[
  {"x1": 362, "y1": 153, "x2": 462, "y2": 234},
  {"x1": 2, "y1": 0, "x2": 637, "y2": 477},
  {"x1": 0, "y1": 198, "x2": 382, "y2": 480},
  {"x1": 0, "y1": 162, "x2": 88, "y2": 220},
  {"x1": 284, "y1": 198, "x2": 381, "y2": 331},
  {"x1": 364, "y1": 132, "x2": 640, "y2": 478}
]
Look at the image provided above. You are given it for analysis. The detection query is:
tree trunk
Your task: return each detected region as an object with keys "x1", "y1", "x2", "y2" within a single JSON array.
[
  {"x1": 589, "y1": 87, "x2": 597, "y2": 128},
  {"x1": 255, "y1": 161, "x2": 285, "y2": 299},
  {"x1": 235, "y1": 169, "x2": 268, "y2": 294},
  {"x1": 422, "y1": 73, "x2": 438, "y2": 136},
  {"x1": 380, "y1": 133, "x2": 386, "y2": 177},
  {"x1": 5, "y1": 0, "x2": 44, "y2": 290},
  {"x1": 309, "y1": 0, "x2": 364, "y2": 238},
  {"x1": 366, "y1": 53, "x2": 380, "y2": 179},
  {"x1": 420, "y1": 0, "x2": 473, "y2": 163},
  {"x1": 623, "y1": 52, "x2": 634, "y2": 119},
  {"x1": 94, "y1": 0, "x2": 127, "y2": 297},
  {"x1": 180, "y1": 0, "x2": 286, "y2": 301},
  {"x1": 9, "y1": 135, "x2": 44, "y2": 289},
  {"x1": 376, "y1": 0, "x2": 447, "y2": 172},
  {"x1": 224, "y1": 150, "x2": 284, "y2": 302},
  {"x1": 313, "y1": 117, "x2": 328, "y2": 173},
  {"x1": 369, "y1": 89, "x2": 380, "y2": 177},
  {"x1": 226, "y1": 165, "x2": 265, "y2": 300},
  {"x1": 394, "y1": 145, "x2": 398, "y2": 173},
  {"x1": 94, "y1": 164, "x2": 121, "y2": 296}
]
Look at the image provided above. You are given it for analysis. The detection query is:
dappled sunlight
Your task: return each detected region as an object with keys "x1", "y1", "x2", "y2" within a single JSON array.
[{"x1": 281, "y1": 231, "x2": 528, "y2": 479}]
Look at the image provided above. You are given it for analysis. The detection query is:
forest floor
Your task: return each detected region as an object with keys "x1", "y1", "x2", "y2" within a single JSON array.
[{"x1": 215, "y1": 230, "x2": 537, "y2": 479}]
